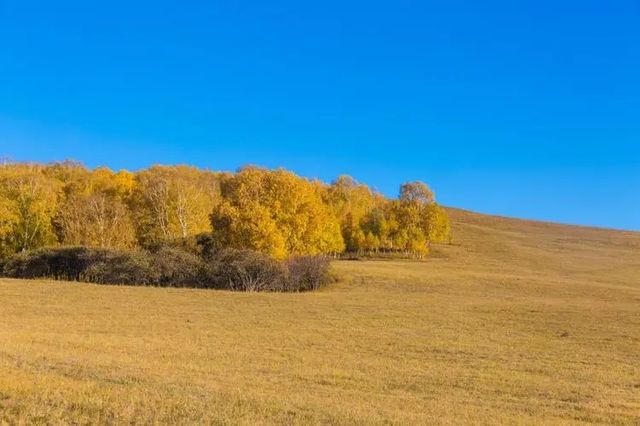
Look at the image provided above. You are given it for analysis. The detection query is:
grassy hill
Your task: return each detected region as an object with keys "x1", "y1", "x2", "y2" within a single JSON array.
[{"x1": 1, "y1": 209, "x2": 639, "y2": 424}]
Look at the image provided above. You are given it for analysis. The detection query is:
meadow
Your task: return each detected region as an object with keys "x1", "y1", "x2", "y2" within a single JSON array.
[{"x1": 1, "y1": 208, "x2": 639, "y2": 424}]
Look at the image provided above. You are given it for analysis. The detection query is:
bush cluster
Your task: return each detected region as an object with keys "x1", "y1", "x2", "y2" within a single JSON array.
[
  {"x1": 1, "y1": 245, "x2": 332, "y2": 292},
  {"x1": 3, "y1": 247, "x2": 157, "y2": 285},
  {"x1": 285, "y1": 255, "x2": 332, "y2": 291}
]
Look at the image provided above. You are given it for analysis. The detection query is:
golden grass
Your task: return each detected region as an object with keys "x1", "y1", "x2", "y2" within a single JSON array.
[{"x1": 1, "y1": 208, "x2": 639, "y2": 424}]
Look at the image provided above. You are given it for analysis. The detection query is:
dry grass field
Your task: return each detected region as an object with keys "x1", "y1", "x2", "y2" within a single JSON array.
[{"x1": 1, "y1": 208, "x2": 639, "y2": 424}]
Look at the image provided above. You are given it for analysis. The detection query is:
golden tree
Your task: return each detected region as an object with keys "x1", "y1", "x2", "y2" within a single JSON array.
[
  {"x1": 324, "y1": 175, "x2": 381, "y2": 252},
  {"x1": 211, "y1": 167, "x2": 344, "y2": 258},
  {"x1": 53, "y1": 166, "x2": 136, "y2": 249},
  {"x1": 0, "y1": 163, "x2": 60, "y2": 253},
  {"x1": 131, "y1": 166, "x2": 219, "y2": 245}
]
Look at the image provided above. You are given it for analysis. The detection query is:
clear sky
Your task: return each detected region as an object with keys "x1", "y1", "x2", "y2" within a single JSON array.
[{"x1": 1, "y1": 1, "x2": 638, "y2": 230}]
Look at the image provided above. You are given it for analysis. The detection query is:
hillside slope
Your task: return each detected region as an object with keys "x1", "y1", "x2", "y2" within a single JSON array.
[
  {"x1": 443, "y1": 208, "x2": 640, "y2": 285},
  {"x1": 1, "y1": 210, "x2": 639, "y2": 424}
]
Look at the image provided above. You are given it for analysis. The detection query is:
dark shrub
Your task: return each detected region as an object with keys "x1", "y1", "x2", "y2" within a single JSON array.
[
  {"x1": 82, "y1": 250, "x2": 157, "y2": 285},
  {"x1": 195, "y1": 232, "x2": 224, "y2": 260},
  {"x1": 3, "y1": 250, "x2": 50, "y2": 278},
  {"x1": 204, "y1": 248, "x2": 287, "y2": 291},
  {"x1": 3, "y1": 247, "x2": 157, "y2": 285},
  {"x1": 0, "y1": 250, "x2": 11, "y2": 272},
  {"x1": 46, "y1": 247, "x2": 95, "y2": 280},
  {"x1": 2, "y1": 245, "x2": 333, "y2": 292},
  {"x1": 285, "y1": 255, "x2": 332, "y2": 292},
  {"x1": 3, "y1": 247, "x2": 93, "y2": 280},
  {"x1": 151, "y1": 247, "x2": 206, "y2": 287},
  {"x1": 145, "y1": 236, "x2": 201, "y2": 256}
]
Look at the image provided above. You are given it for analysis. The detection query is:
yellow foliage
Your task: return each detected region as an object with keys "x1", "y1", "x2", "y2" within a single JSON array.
[
  {"x1": 426, "y1": 204, "x2": 451, "y2": 243},
  {"x1": 0, "y1": 164, "x2": 60, "y2": 253},
  {"x1": 131, "y1": 165, "x2": 219, "y2": 244},
  {"x1": 0, "y1": 162, "x2": 449, "y2": 258},
  {"x1": 211, "y1": 167, "x2": 344, "y2": 258}
]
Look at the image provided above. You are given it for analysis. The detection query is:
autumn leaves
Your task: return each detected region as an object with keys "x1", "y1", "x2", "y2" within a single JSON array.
[
  {"x1": 211, "y1": 167, "x2": 344, "y2": 258},
  {"x1": 0, "y1": 161, "x2": 450, "y2": 259}
]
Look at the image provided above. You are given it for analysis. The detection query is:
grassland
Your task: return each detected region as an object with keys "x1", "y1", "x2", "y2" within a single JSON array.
[{"x1": 1, "y1": 208, "x2": 639, "y2": 424}]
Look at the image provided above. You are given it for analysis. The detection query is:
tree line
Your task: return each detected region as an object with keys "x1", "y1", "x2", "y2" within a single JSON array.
[{"x1": 0, "y1": 161, "x2": 450, "y2": 259}]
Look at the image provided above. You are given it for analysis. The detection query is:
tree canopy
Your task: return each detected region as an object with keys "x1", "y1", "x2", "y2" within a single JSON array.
[{"x1": 0, "y1": 161, "x2": 450, "y2": 258}]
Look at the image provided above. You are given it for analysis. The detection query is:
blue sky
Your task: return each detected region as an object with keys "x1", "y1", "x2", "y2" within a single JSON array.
[{"x1": 1, "y1": 0, "x2": 638, "y2": 230}]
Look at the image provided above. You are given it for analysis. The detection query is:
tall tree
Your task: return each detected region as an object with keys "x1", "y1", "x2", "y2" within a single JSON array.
[
  {"x1": 131, "y1": 166, "x2": 219, "y2": 245},
  {"x1": 399, "y1": 181, "x2": 434, "y2": 205},
  {"x1": 0, "y1": 164, "x2": 60, "y2": 253},
  {"x1": 324, "y1": 175, "x2": 381, "y2": 252},
  {"x1": 0, "y1": 161, "x2": 449, "y2": 258},
  {"x1": 54, "y1": 167, "x2": 136, "y2": 249},
  {"x1": 211, "y1": 167, "x2": 344, "y2": 258}
]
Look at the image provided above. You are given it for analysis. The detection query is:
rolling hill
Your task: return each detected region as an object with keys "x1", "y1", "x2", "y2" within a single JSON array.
[{"x1": 1, "y1": 209, "x2": 639, "y2": 424}]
